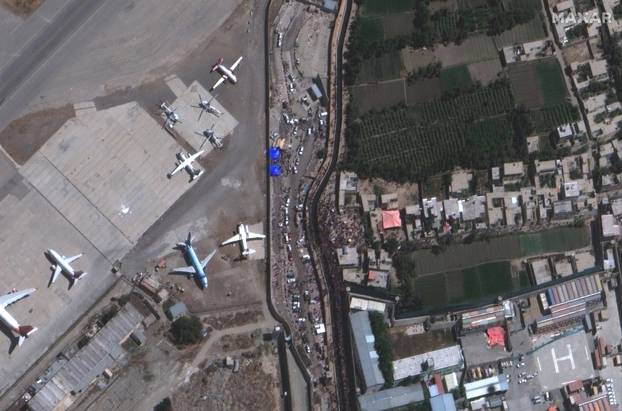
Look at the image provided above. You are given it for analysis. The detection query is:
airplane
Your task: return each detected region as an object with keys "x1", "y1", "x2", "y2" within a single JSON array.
[
  {"x1": 45, "y1": 249, "x2": 88, "y2": 288},
  {"x1": 220, "y1": 223, "x2": 266, "y2": 257},
  {"x1": 168, "y1": 150, "x2": 205, "y2": 181},
  {"x1": 195, "y1": 124, "x2": 223, "y2": 149},
  {"x1": 210, "y1": 56, "x2": 243, "y2": 91},
  {"x1": 192, "y1": 94, "x2": 222, "y2": 120},
  {"x1": 160, "y1": 101, "x2": 181, "y2": 128},
  {"x1": 0, "y1": 288, "x2": 38, "y2": 346},
  {"x1": 171, "y1": 233, "x2": 217, "y2": 289}
]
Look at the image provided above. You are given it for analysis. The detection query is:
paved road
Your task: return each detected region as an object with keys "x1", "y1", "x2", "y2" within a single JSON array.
[{"x1": 0, "y1": 0, "x2": 106, "y2": 112}]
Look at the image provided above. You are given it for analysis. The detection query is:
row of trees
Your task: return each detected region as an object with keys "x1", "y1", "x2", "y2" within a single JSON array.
[{"x1": 368, "y1": 311, "x2": 395, "y2": 386}]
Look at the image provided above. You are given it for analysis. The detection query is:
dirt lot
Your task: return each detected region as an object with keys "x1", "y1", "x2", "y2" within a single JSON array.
[
  {"x1": 0, "y1": 105, "x2": 75, "y2": 164},
  {"x1": 358, "y1": 177, "x2": 419, "y2": 207},
  {"x1": 433, "y1": 35, "x2": 498, "y2": 67},
  {"x1": 172, "y1": 347, "x2": 279, "y2": 411},
  {"x1": 400, "y1": 46, "x2": 437, "y2": 72},
  {"x1": 202, "y1": 309, "x2": 264, "y2": 330},
  {"x1": 468, "y1": 59, "x2": 503, "y2": 85},
  {"x1": 562, "y1": 40, "x2": 592, "y2": 65},
  {"x1": 3, "y1": 0, "x2": 42, "y2": 15},
  {"x1": 406, "y1": 78, "x2": 442, "y2": 105},
  {"x1": 388, "y1": 327, "x2": 456, "y2": 359},
  {"x1": 350, "y1": 80, "x2": 406, "y2": 114}
]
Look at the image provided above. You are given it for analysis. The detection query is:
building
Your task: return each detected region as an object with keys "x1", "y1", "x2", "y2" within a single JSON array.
[
  {"x1": 381, "y1": 193, "x2": 399, "y2": 210},
  {"x1": 350, "y1": 311, "x2": 385, "y2": 392},
  {"x1": 27, "y1": 304, "x2": 145, "y2": 411},
  {"x1": 166, "y1": 301, "x2": 188, "y2": 321},
  {"x1": 601, "y1": 214, "x2": 621, "y2": 238},
  {"x1": 337, "y1": 246, "x2": 359, "y2": 267},
  {"x1": 350, "y1": 297, "x2": 386, "y2": 313},
  {"x1": 430, "y1": 393, "x2": 457, "y2": 411},
  {"x1": 450, "y1": 170, "x2": 472, "y2": 194},
  {"x1": 367, "y1": 270, "x2": 389, "y2": 289},
  {"x1": 338, "y1": 171, "x2": 359, "y2": 211},
  {"x1": 382, "y1": 210, "x2": 402, "y2": 230},
  {"x1": 461, "y1": 305, "x2": 506, "y2": 334},
  {"x1": 360, "y1": 194, "x2": 378, "y2": 213},
  {"x1": 503, "y1": 162, "x2": 524, "y2": 183},
  {"x1": 357, "y1": 384, "x2": 425, "y2": 411},
  {"x1": 393, "y1": 345, "x2": 464, "y2": 382},
  {"x1": 464, "y1": 374, "x2": 509, "y2": 400},
  {"x1": 343, "y1": 268, "x2": 366, "y2": 284}
]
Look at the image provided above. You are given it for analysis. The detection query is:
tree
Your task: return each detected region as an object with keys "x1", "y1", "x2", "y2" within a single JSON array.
[
  {"x1": 154, "y1": 398, "x2": 173, "y2": 411},
  {"x1": 383, "y1": 238, "x2": 400, "y2": 255},
  {"x1": 368, "y1": 311, "x2": 395, "y2": 387},
  {"x1": 170, "y1": 316, "x2": 203, "y2": 346}
]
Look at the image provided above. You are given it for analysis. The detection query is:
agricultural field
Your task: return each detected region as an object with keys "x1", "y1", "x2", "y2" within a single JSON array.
[
  {"x1": 508, "y1": 58, "x2": 568, "y2": 108},
  {"x1": 355, "y1": 51, "x2": 402, "y2": 84},
  {"x1": 493, "y1": 15, "x2": 547, "y2": 49},
  {"x1": 346, "y1": 82, "x2": 517, "y2": 180},
  {"x1": 467, "y1": 59, "x2": 503, "y2": 84},
  {"x1": 433, "y1": 35, "x2": 498, "y2": 67},
  {"x1": 440, "y1": 64, "x2": 473, "y2": 93},
  {"x1": 358, "y1": 16, "x2": 384, "y2": 44},
  {"x1": 400, "y1": 47, "x2": 437, "y2": 72},
  {"x1": 350, "y1": 80, "x2": 406, "y2": 115},
  {"x1": 382, "y1": 12, "x2": 415, "y2": 39},
  {"x1": 527, "y1": 103, "x2": 579, "y2": 132},
  {"x1": 360, "y1": 0, "x2": 417, "y2": 15},
  {"x1": 405, "y1": 77, "x2": 442, "y2": 105},
  {"x1": 400, "y1": 226, "x2": 590, "y2": 276}
]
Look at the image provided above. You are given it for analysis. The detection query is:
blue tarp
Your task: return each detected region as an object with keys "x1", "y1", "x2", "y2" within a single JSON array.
[
  {"x1": 269, "y1": 164, "x2": 282, "y2": 177},
  {"x1": 269, "y1": 147, "x2": 281, "y2": 161}
]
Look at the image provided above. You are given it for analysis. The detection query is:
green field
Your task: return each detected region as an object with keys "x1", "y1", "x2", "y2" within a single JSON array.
[
  {"x1": 400, "y1": 226, "x2": 590, "y2": 276},
  {"x1": 413, "y1": 261, "x2": 525, "y2": 308},
  {"x1": 361, "y1": 0, "x2": 417, "y2": 15},
  {"x1": 535, "y1": 58, "x2": 568, "y2": 106},
  {"x1": 359, "y1": 16, "x2": 385, "y2": 43},
  {"x1": 346, "y1": 81, "x2": 517, "y2": 180},
  {"x1": 355, "y1": 50, "x2": 402, "y2": 84},
  {"x1": 528, "y1": 103, "x2": 580, "y2": 132},
  {"x1": 440, "y1": 65, "x2": 473, "y2": 93}
]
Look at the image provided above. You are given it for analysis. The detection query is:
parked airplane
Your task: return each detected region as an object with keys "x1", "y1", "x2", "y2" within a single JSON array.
[
  {"x1": 0, "y1": 288, "x2": 37, "y2": 346},
  {"x1": 171, "y1": 233, "x2": 217, "y2": 289},
  {"x1": 168, "y1": 150, "x2": 205, "y2": 181},
  {"x1": 221, "y1": 223, "x2": 265, "y2": 257},
  {"x1": 45, "y1": 249, "x2": 87, "y2": 288},
  {"x1": 160, "y1": 101, "x2": 181, "y2": 128},
  {"x1": 210, "y1": 56, "x2": 243, "y2": 91},
  {"x1": 192, "y1": 94, "x2": 222, "y2": 119},
  {"x1": 195, "y1": 125, "x2": 223, "y2": 149}
]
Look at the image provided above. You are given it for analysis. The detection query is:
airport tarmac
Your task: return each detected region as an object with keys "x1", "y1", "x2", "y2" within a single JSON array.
[{"x1": 0, "y1": 102, "x2": 201, "y2": 395}]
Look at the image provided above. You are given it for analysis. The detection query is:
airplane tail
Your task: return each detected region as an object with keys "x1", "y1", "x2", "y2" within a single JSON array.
[
  {"x1": 17, "y1": 326, "x2": 38, "y2": 346},
  {"x1": 243, "y1": 249, "x2": 256, "y2": 257}
]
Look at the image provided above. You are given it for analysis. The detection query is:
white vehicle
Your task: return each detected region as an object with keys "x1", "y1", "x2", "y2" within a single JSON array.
[
  {"x1": 195, "y1": 124, "x2": 223, "y2": 149},
  {"x1": 160, "y1": 101, "x2": 181, "y2": 129},
  {"x1": 45, "y1": 249, "x2": 88, "y2": 288},
  {"x1": 298, "y1": 146, "x2": 304, "y2": 156},
  {"x1": 277, "y1": 32, "x2": 283, "y2": 47},
  {"x1": 168, "y1": 150, "x2": 205, "y2": 181},
  {"x1": 192, "y1": 94, "x2": 222, "y2": 119},
  {"x1": 221, "y1": 223, "x2": 266, "y2": 257},
  {"x1": 0, "y1": 288, "x2": 38, "y2": 346},
  {"x1": 210, "y1": 56, "x2": 243, "y2": 91}
]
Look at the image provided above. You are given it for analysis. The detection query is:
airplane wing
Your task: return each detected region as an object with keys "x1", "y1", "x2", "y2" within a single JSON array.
[
  {"x1": 230, "y1": 56, "x2": 243, "y2": 71},
  {"x1": 200, "y1": 249, "x2": 217, "y2": 269},
  {"x1": 221, "y1": 234, "x2": 241, "y2": 246},
  {"x1": 64, "y1": 254, "x2": 82, "y2": 264},
  {"x1": 211, "y1": 76, "x2": 226, "y2": 91},
  {"x1": 188, "y1": 150, "x2": 205, "y2": 163},
  {"x1": 247, "y1": 232, "x2": 266, "y2": 240},
  {"x1": 170, "y1": 266, "x2": 196, "y2": 275},
  {"x1": 0, "y1": 288, "x2": 36, "y2": 309},
  {"x1": 51, "y1": 265, "x2": 62, "y2": 284},
  {"x1": 169, "y1": 162, "x2": 186, "y2": 177}
]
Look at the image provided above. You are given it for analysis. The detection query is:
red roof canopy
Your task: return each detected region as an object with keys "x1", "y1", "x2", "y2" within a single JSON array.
[
  {"x1": 486, "y1": 326, "x2": 506, "y2": 348},
  {"x1": 382, "y1": 210, "x2": 402, "y2": 230}
]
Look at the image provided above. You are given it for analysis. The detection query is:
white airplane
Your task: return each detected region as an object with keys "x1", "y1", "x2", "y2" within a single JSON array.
[
  {"x1": 221, "y1": 223, "x2": 265, "y2": 257},
  {"x1": 0, "y1": 288, "x2": 38, "y2": 346},
  {"x1": 210, "y1": 56, "x2": 243, "y2": 91},
  {"x1": 192, "y1": 94, "x2": 222, "y2": 119},
  {"x1": 160, "y1": 101, "x2": 181, "y2": 128},
  {"x1": 45, "y1": 249, "x2": 88, "y2": 288},
  {"x1": 195, "y1": 125, "x2": 223, "y2": 149},
  {"x1": 168, "y1": 150, "x2": 205, "y2": 181}
]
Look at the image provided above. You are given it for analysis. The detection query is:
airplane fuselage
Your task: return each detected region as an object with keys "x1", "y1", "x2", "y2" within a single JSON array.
[
  {"x1": 238, "y1": 224, "x2": 250, "y2": 254},
  {"x1": 216, "y1": 65, "x2": 238, "y2": 84},
  {"x1": 48, "y1": 249, "x2": 74, "y2": 275},
  {"x1": 0, "y1": 307, "x2": 18, "y2": 331},
  {"x1": 180, "y1": 243, "x2": 208, "y2": 289}
]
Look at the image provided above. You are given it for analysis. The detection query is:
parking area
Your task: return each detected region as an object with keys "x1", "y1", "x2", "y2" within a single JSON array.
[
  {"x1": 0, "y1": 101, "x2": 199, "y2": 395},
  {"x1": 163, "y1": 79, "x2": 239, "y2": 153}
]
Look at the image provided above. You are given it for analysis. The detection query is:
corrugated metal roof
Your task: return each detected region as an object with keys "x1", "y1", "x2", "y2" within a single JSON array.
[
  {"x1": 350, "y1": 311, "x2": 385, "y2": 389},
  {"x1": 28, "y1": 304, "x2": 143, "y2": 411},
  {"x1": 358, "y1": 385, "x2": 425, "y2": 411}
]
